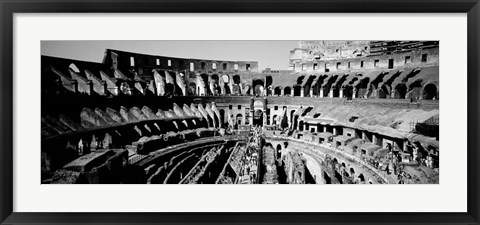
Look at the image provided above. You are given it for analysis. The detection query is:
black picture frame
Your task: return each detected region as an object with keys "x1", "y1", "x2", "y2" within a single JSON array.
[{"x1": 1, "y1": 0, "x2": 479, "y2": 224}]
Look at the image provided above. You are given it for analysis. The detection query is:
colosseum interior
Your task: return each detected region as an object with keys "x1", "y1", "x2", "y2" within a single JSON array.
[{"x1": 41, "y1": 41, "x2": 439, "y2": 184}]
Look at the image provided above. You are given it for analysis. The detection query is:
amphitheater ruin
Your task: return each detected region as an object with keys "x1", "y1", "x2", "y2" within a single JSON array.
[{"x1": 41, "y1": 41, "x2": 439, "y2": 184}]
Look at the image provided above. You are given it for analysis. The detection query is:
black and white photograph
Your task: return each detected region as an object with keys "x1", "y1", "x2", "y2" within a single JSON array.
[{"x1": 40, "y1": 40, "x2": 440, "y2": 185}]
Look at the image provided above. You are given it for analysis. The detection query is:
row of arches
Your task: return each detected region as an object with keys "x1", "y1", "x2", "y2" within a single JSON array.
[{"x1": 270, "y1": 81, "x2": 437, "y2": 100}]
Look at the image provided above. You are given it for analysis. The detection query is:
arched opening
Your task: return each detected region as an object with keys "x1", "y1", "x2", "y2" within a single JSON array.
[
  {"x1": 350, "y1": 168, "x2": 355, "y2": 175},
  {"x1": 233, "y1": 75, "x2": 241, "y2": 84},
  {"x1": 343, "y1": 85, "x2": 353, "y2": 98},
  {"x1": 266, "y1": 76, "x2": 273, "y2": 88},
  {"x1": 299, "y1": 120, "x2": 304, "y2": 131},
  {"x1": 355, "y1": 77, "x2": 370, "y2": 98},
  {"x1": 243, "y1": 85, "x2": 251, "y2": 95},
  {"x1": 378, "y1": 84, "x2": 389, "y2": 99},
  {"x1": 254, "y1": 85, "x2": 264, "y2": 96},
  {"x1": 253, "y1": 109, "x2": 263, "y2": 126},
  {"x1": 188, "y1": 82, "x2": 197, "y2": 95},
  {"x1": 211, "y1": 74, "x2": 220, "y2": 95},
  {"x1": 293, "y1": 85, "x2": 301, "y2": 96},
  {"x1": 303, "y1": 76, "x2": 317, "y2": 97},
  {"x1": 323, "y1": 75, "x2": 339, "y2": 97},
  {"x1": 394, "y1": 84, "x2": 408, "y2": 99},
  {"x1": 332, "y1": 75, "x2": 348, "y2": 97},
  {"x1": 274, "y1": 86, "x2": 282, "y2": 96},
  {"x1": 232, "y1": 84, "x2": 241, "y2": 95},
  {"x1": 222, "y1": 75, "x2": 231, "y2": 95},
  {"x1": 408, "y1": 79, "x2": 423, "y2": 100},
  {"x1": 164, "y1": 83, "x2": 175, "y2": 96},
  {"x1": 272, "y1": 115, "x2": 278, "y2": 125},
  {"x1": 253, "y1": 79, "x2": 264, "y2": 96},
  {"x1": 358, "y1": 174, "x2": 365, "y2": 183},
  {"x1": 221, "y1": 74, "x2": 230, "y2": 84},
  {"x1": 235, "y1": 114, "x2": 243, "y2": 127},
  {"x1": 284, "y1": 86, "x2": 292, "y2": 96},
  {"x1": 211, "y1": 74, "x2": 219, "y2": 84},
  {"x1": 219, "y1": 109, "x2": 225, "y2": 124},
  {"x1": 200, "y1": 74, "x2": 210, "y2": 95},
  {"x1": 423, "y1": 83, "x2": 438, "y2": 100}
]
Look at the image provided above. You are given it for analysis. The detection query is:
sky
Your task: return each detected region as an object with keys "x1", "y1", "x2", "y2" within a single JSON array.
[{"x1": 41, "y1": 41, "x2": 299, "y2": 70}]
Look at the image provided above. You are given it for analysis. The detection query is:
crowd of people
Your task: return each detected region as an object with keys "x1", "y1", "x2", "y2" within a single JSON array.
[{"x1": 236, "y1": 125, "x2": 263, "y2": 184}]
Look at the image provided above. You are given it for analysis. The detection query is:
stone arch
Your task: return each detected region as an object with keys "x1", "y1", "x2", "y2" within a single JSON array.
[
  {"x1": 284, "y1": 86, "x2": 292, "y2": 96},
  {"x1": 422, "y1": 83, "x2": 438, "y2": 100},
  {"x1": 332, "y1": 75, "x2": 348, "y2": 97},
  {"x1": 253, "y1": 109, "x2": 264, "y2": 126},
  {"x1": 254, "y1": 85, "x2": 264, "y2": 96},
  {"x1": 253, "y1": 79, "x2": 264, "y2": 96},
  {"x1": 304, "y1": 75, "x2": 317, "y2": 97},
  {"x1": 235, "y1": 113, "x2": 243, "y2": 126},
  {"x1": 355, "y1": 77, "x2": 370, "y2": 98},
  {"x1": 378, "y1": 84, "x2": 390, "y2": 99},
  {"x1": 274, "y1": 86, "x2": 282, "y2": 96},
  {"x1": 408, "y1": 79, "x2": 423, "y2": 99},
  {"x1": 200, "y1": 73, "x2": 210, "y2": 95},
  {"x1": 343, "y1": 85, "x2": 354, "y2": 98},
  {"x1": 358, "y1": 173, "x2": 365, "y2": 182},
  {"x1": 323, "y1": 75, "x2": 339, "y2": 97},
  {"x1": 394, "y1": 83, "x2": 408, "y2": 99},
  {"x1": 266, "y1": 76, "x2": 273, "y2": 88},
  {"x1": 165, "y1": 83, "x2": 175, "y2": 96},
  {"x1": 272, "y1": 115, "x2": 278, "y2": 125},
  {"x1": 221, "y1": 74, "x2": 230, "y2": 84},
  {"x1": 211, "y1": 74, "x2": 220, "y2": 95}
]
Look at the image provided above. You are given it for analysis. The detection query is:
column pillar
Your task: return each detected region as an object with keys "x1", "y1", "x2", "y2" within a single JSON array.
[
  {"x1": 362, "y1": 131, "x2": 366, "y2": 141},
  {"x1": 86, "y1": 80, "x2": 94, "y2": 95},
  {"x1": 323, "y1": 126, "x2": 327, "y2": 132},
  {"x1": 249, "y1": 97, "x2": 254, "y2": 125},
  {"x1": 71, "y1": 80, "x2": 78, "y2": 94},
  {"x1": 373, "y1": 134, "x2": 377, "y2": 145},
  {"x1": 352, "y1": 88, "x2": 357, "y2": 99},
  {"x1": 263, "y1": 98, "x2": 268, "y2": 126},
  {"x1": 280, "y1": 88, "x2": 285, "y2": 96},
  {"x1": 339, "y1": 88, "x2": 344, "y2": 98},
  {"x1": 101, "y1": 80, "x2": 108, "y2": 96},
  {"x1": 300, "y1": 87, "x2": 305, "y2": 97},
  {"x1": 319, "y1": 88, "x2": 324, "y2": 98},
  {"x1": 329, "y1": 88, "x2": 334, "y2": 98},
  {"x1": 333, "y1": 127, "x2": 337, "y2": 135},
  {"x1": 309, "y1": 88, "x2": 314, "y2": 97}
]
